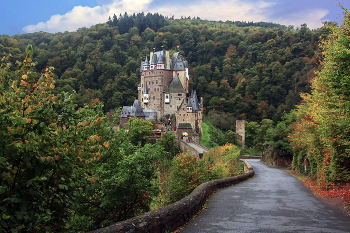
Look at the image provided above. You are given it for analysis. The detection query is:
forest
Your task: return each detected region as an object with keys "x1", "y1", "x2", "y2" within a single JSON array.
[
  {"x1": 1, "y1": 8, "x2": 350, "y2": 232},
  {"x1": 0, "y1": 12, "x2": 329, "y2": 120}
]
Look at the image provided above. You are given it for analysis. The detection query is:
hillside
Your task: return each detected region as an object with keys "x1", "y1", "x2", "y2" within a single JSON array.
[{"x1": 0, "y1": 13, "x2": 331, "y2": 122}]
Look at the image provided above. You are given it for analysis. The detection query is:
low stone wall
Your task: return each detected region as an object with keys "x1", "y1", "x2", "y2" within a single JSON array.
[
  {"x1": 244, "y1": 160, "x2": 253, "y2": 173},
  {"x1": 240, "y1": 156, "x2": 262, "y2": 159},
  {"x1": 191, "y1": 141, "x2": 210, "y2": 153},
  {"x1": 178, "y1": 140, "x2": 201, "y2": 158},
  {"x1": 90, "y1": 170, "x2": 255, "y2": 233}
]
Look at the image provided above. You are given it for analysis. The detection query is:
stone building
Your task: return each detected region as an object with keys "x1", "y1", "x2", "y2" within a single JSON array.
[
  {"x1": 138, "y1": 50, "x2": 189, "y2": 120},
  {"x1": 175, "y1": 90, "x2": 203, "y2": 142},
  {"x1": 119, "y1": 100, "x2": 145, "y2": 128},
  {"x1": 120, "y1": 50, "x2": 203, "y2": 142}
]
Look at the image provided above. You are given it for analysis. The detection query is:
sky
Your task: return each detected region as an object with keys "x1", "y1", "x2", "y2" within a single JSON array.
[{"x1": 0, "y1": 0, "x2": 348, "y2": 36}]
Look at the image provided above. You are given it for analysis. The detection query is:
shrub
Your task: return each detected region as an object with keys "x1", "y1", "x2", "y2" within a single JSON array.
[{"x1": 168, "y1": 153, "x2": 217, "y2": 202}]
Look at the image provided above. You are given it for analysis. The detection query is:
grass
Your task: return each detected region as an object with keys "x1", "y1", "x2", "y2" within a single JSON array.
[{"x1": 200, "y1": 120, "x2": 211, "y2": 148}]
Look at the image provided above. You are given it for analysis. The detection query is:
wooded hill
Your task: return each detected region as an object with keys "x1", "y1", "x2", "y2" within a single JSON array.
[{"x1": 0, "y1": 13, "x2": 331, "y2": 124}]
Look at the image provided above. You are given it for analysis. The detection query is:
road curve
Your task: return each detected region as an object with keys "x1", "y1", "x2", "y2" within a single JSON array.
[{"x1": 181, "y1": 159, "x2": 350, "y2": 233}]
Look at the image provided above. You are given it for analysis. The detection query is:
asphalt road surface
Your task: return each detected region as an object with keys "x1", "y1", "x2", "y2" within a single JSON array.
[{"x1": 180, "y1": 159, "x2": 350, "y2": 233}]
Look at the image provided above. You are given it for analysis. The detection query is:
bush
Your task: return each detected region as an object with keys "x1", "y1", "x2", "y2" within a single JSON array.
[
  {"x1": 168, "y1": 153, "x2": 217, "y2": 202},
  {"x1": 204, "y1": 143, "x2": 243, "y2": 179}
]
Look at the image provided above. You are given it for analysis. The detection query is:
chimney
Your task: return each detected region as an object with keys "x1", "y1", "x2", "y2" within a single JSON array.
[
  {"x1": 150, "y1": 51, "x2": 154, "y2": 65},
  {"x1": 165, "y1": 50, "x2": 170, "y2": 70}
]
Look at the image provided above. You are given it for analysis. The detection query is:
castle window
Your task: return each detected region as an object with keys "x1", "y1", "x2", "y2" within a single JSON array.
[
  {"x1": 178, "y1": 94, "x2": 182, "y2": 96},
  {"x1": 157, "y1": 88, "x2": 159, "y2": 92},
  {"x1": 142, "y1": 84, "x2": 143, "y2": 87},
  {"x1": 187, "y1": 114, "x2": 188, "y2": 116},
  {"x1": 156, "y1": 80, "x2": 158, "y2": 84},
  {"x1": 149, "y1": 81, "x2": 150, "y2": 85},
  {"x1": 153, "y1": 96, "x2": 155, "y2": 100},
  {"x1": 154, "y1": 88, "x2": 156, "y2": 91},
  {"x1": 152, "y1": 81, "x2": 154, "y2": 84},
  {"x1": 180, "y1": 114, "x2": 181, "y2": 116},
  {"x1": 142, "y1": 91, "x2": 143, "y2": 94},
  {"x1": 183, "y1": 119, "x2": 185, "y2": 121}
]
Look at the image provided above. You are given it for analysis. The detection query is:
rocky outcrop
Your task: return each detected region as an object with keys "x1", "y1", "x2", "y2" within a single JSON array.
[{"x1": 261, "y1": 144, "x2": 292, "y2": 167}]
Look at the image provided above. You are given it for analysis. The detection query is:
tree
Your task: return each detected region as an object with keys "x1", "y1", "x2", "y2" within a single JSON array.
[
  {"x1": 0, "y1": 46, "x2": 107, "y2": 231},
  {"x1": 156, "y1": 132, "x2": 180, "y2": 160},
  {"x1": 289, "y1": 8, "x2": 350, "y2": 188}
]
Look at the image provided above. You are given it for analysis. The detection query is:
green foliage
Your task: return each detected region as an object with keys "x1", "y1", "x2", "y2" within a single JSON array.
[
  {"x1": 168, "y1": 153, "x2": 216, "y2": 202},
  {"x1": 167, "y1": 143, "x2": 243, "y2": 203},
  {"x1": 201, "y1": 119, "x2": 241, "y2": 148},
  {"x1": 0, "y1": 13, "x2": 326, "y2": 119},
  {"x1": 0, "y1": 46, "x2": 107, "y2": 232},
  {"x1": 289, "y1": 8, "x2": 350, "y2": 189},
  {"x1": 156, "y1": 132, "x2": 180, "y2": 160},
  {"x1": 125, "y1": 117, "x2": 155, "y2": 146},
  {"x1": 205, "y1": 143, "x2": 243, "y2": 179},
  {"x1": 0, "y1": 48, "x2": 167, "y2": 232},
  {"x1": 200, "y1": 120, "x2": 211, "y2": 148}
]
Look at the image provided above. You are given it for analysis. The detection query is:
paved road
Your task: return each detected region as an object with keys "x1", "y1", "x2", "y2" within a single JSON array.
[{"x1": 181, "y1": 159, "x2": 350, "y2": 233}]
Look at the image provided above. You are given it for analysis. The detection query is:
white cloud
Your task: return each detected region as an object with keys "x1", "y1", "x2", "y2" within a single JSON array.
[
  {"x1": 23, "y1": 0, "x2": 153, "y2": 33},
  {"x1": 22, "y1": 0, "x2": 328, "y2": 33},
  {"x1": 275, "y1": 8, "x2": 329, "y2": 29}
]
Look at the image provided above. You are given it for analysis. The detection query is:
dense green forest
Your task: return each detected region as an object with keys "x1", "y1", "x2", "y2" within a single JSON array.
[
  {"x1": 0, "y1": 12, "x2": 330, "y2": 123},
  {"x1": 1, "y1": 9, "x2": 350, "y2": 232}
]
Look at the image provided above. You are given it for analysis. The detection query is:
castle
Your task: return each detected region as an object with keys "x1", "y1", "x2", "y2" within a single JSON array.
[{"x1": 121, "y1": 50, "x2": 202, "y2": 141}]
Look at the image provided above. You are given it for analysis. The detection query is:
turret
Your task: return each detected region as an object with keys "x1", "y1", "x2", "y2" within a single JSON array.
[
  {"x1": 150, "y1": 53, "x2": 157, "y2": 70},
  {"x1": 187, "y1": 96, "x2": 192, "y2": 113},
  {"x1": 143, "y1": 56, "x2": 149, "y2": 71}
]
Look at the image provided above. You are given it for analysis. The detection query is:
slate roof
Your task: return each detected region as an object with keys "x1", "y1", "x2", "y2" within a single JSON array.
[
  {"x1": 121, "y1": 106, "x2": 132, "y2": 118},
  {"x1": 178, "y1": 123, "x2": 192, "y2": 129},
  {"x1": 141, "y1": 51, "x2": 186, "y2": 71},
  {"x1": 151, "y1": 51, "x2": 166, "y2": 65},
  {"x1": 140, "y1": 61, "x2": 144, "y2": 73},
  {"x1": 166, "y1": 74, "x2": 186, "y2": 93},
  {"x1": 132, "y1": 100, "x2": 145, "y2": 117},
  {"x1": 120, "y1": 100, "x2": 145, "y2": 118},
  {"x1": 144, "y1": 56, "x2": 149, "y2": 65},
  {"x1": 191, "y1": 90, "x2": 201, "y2": 111},
  {"x1": 187, "y1": 96, "x2": 192, "y2": 107},
  {"x1": 171, "y1": 53, "x2": 185, "y2": 70}
]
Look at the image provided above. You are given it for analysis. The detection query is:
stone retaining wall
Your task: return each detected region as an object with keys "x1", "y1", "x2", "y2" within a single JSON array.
[
  {"x1": 240, "y1": 156, "x2": 262, "y2": 159},
  {"x1": 244, "y1": 160, "x2": 253, "y2": 173},
  {"x1": 90, "y1": 168, "x2": 254, "y2": 233},
  {"x1": 178, "y1": 140, "x2": 200, "y2": 158}
]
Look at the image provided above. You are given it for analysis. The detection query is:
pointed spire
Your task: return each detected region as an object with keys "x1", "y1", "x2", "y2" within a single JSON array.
[
  {"x1": 191, "y1": 90, "x2": 200, "y2": 111},
  {"x1": 167, "y1": 74, "x2": 186, "y2": 93},
  {"x1": 151, "y1": 53, "x2": 157, "y2": 65},
  {"x1": 144, "y1": 56, "x2": 149, "y2": 65}
]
